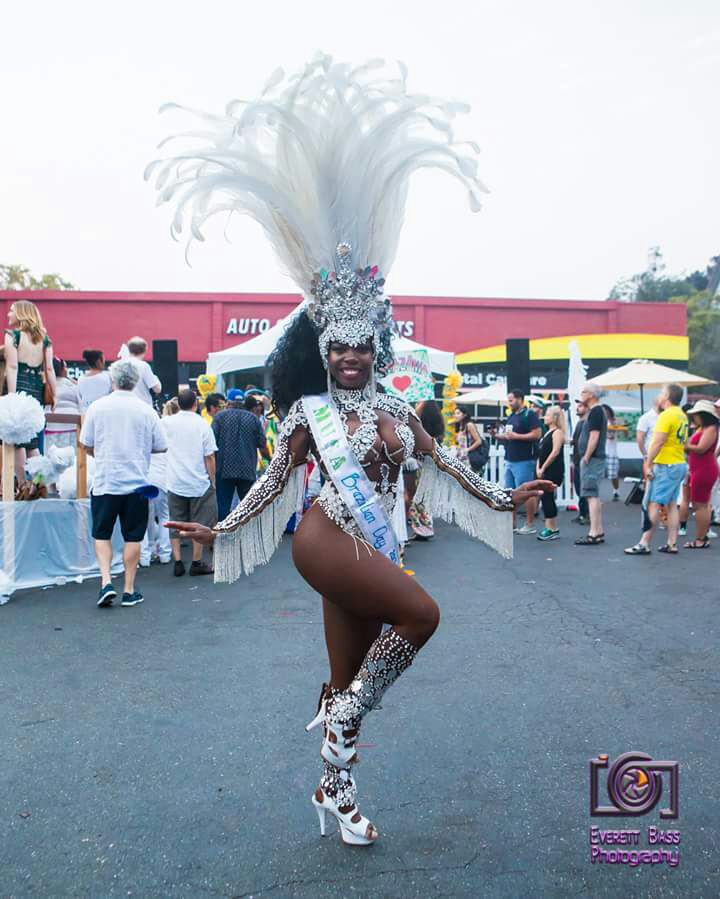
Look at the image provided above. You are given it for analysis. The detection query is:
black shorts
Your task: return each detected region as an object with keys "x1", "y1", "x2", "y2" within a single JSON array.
[{"x1": 91, "y1": 493, "x2": 149, "y2": 542}]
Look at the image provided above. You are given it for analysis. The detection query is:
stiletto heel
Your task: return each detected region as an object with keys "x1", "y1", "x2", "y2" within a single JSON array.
[
  {"x1": 306, "y1": 682, "x2": 333, "y2": 732},
  {"x1": 305, "y1": 705, "x2": 325, "y2": 732},
  {"x1": 314, "y1": 802, "x2": 328, "y2": 836},
  {"x1": 311, "y1": 789, "x2": 377, "y2": 846}
]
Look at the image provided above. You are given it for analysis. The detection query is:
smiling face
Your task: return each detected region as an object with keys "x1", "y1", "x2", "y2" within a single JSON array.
[
  {"x1": 327, "y1": 341, "x2": 374, "y2": 389},
  {"x1": 7, "y1": 304, "x2": 18, "y2": 327}
]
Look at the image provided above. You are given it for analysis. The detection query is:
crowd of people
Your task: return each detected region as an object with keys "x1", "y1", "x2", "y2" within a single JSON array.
[
  {"x1": 78, "y1": 363, "x2": 275, "y2": 606},
  {"x1": 3, "y1": 300, "x2": 720, "y2": 610},
  {"x1": 1, "y1": 298, "x2": 279, "y2": 605},
  {"x1": 498, "y1": 382, "x2": 720, "y2": 553}
]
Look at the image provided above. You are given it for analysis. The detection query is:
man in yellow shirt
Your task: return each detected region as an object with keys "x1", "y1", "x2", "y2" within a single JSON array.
[{"x1": 625, "y1": 383, "x2": 688, "y2": 555}]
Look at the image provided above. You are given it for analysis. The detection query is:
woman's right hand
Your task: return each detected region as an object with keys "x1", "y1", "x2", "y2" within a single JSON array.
[{"x1": 165, "y1": 521, "x2": 216, "y2": 544}]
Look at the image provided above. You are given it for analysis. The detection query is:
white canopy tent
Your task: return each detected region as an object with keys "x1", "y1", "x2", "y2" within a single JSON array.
[
  {"x1": 456, "y1": 381, "x2": 508, "y2": 405},
  {"x1": 206, "y1": 304, "x2": 456, "y2": 377}
]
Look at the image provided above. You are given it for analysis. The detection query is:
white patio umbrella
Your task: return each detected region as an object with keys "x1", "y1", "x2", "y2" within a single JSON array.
[
  {"x1": 592, "y1": 359, "x2": 714, "y2": 412},
  {"x1": 567, "y1": 339, "x2": 588, "y2": 432}
]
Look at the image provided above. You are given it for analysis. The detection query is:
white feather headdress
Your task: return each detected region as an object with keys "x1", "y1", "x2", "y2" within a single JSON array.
[{"x1": 146, "y1": 53, "x2": 486, "y2": 364}]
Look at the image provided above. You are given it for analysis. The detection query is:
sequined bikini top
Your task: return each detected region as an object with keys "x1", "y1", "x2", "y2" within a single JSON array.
[{"x1": 329, "y1": 386, "x2": 416, "y2": 469}]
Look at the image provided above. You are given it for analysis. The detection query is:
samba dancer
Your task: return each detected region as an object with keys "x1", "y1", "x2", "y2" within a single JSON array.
[{"x1": 151, "y1": 55, "x2": 551, "y2": 846}]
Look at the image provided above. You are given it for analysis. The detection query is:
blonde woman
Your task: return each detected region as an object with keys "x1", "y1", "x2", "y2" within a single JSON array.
[
  {"x1": 536, "y1": 405, "x2": 567, "y2": 540},
  {"x1": 4, "y1": 300, "x2": 56, "y2": 474}
]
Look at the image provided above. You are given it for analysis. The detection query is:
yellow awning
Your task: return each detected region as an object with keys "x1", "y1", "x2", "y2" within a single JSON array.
[{"x1": 456, "y1": 333, "x2": 689, "y2": 365}]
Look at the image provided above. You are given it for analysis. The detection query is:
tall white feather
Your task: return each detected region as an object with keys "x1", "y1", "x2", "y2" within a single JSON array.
[{"x1": 146, "y1": 53, "x2": 486, "y2": 288}]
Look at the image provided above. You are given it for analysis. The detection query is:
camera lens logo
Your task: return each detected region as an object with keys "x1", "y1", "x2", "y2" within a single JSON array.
[{"x1": 590, "y1": 752, "x2": 679, "y2": 818}]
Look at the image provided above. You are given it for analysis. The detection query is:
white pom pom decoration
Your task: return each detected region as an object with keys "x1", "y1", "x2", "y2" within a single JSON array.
[
  {"x1": 58, "y1": 458, "x2": 95, "y2": 499},
  {"x1": 0, "y1": 393, "x2": 46, "y2": 445},
  {"x1": 25, "y1": 454, "x2": 56, "y2": 483},
  {"x1": 47, "y1": 445, "x2": 76, "y2": 470}
]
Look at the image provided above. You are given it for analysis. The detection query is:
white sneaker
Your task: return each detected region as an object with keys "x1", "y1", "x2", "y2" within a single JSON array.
[
  {"x1": 708, "y1": 529, "x2": 718, "y2": 539},
  {"x1": 514, "y1": 524, "x2": 537, "y2": 535}
]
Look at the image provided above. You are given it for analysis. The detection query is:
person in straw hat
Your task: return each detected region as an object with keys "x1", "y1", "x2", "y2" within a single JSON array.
[{"x1": 680, "y1": 400, "x2": 719, "y2": 548}]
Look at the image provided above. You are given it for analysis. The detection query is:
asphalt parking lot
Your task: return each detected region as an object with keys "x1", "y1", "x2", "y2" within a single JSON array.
[{"x1": 1, "y1": 496, "x2": 718, "y2": 898}]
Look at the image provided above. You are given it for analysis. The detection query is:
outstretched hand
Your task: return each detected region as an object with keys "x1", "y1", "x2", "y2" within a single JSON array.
[
  {"x1": 164, "y1": 521, "x2": 216, "y2": 545},
  {"x1": 510, "y1": 479, "x2": 555, "y2": 508}
]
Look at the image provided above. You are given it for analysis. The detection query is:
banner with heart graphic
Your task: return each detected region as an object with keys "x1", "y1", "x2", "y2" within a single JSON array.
[{"x1": 381, "y1": 349, "x2": 434, "y2": 402}]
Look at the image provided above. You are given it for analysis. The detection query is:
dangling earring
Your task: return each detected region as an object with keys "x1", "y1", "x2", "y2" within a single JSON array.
[
  {"x1": 368, "y1": 365, "x2": 377, "y2": 403},
  {"x1": 327, "y1": 365, "x2": 334, "y2": 398}
]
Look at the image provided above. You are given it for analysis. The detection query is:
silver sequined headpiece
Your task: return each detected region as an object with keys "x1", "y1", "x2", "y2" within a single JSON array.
[{"x1": 307, "y1": 242, "x2": 394, "y2": 375}]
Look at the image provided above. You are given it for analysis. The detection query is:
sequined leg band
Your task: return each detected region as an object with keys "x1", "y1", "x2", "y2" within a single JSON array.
[
  {"x1": 326, "y1": 628, "x2": 419, "y2": 730},
  {"x1": 320, "y1": 761, "x2": 357, "y2": 807}
]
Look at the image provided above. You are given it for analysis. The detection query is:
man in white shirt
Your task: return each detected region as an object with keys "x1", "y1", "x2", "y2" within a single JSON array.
[
  {"x1": 80, "y1": 359, "x2": 168, "y2": 609},
  {"x1": 164, "y1": 389, "x2": 218, "y2": 576},
  {"x1": 623, "y1": 393, "x2": 668, "y2": 549},
  {"x1": 636, "y1": 399, "x2": 660, "y2": 458},
  {"x1": 127, "y1": 336, "x2": 162, "y2": 406}
]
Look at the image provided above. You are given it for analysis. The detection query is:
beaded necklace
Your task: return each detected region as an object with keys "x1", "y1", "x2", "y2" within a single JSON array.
[{"x1": 331, "y1": 385, "x2": 378, "y2": 465}]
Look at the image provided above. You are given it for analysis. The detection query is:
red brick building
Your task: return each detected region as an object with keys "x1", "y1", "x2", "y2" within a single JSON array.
[{"x1": 1, "y1": 290, "x2": 687, "y2": 389}]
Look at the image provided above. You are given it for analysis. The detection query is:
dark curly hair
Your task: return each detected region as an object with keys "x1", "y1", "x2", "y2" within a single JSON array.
[
  {"x1": 418, "y1": 399, "x2": 445, "y2": 440},
  {"x1": 268, "y1": 312, "x2": 327, "y2": 415},
  {"x1": 268, "y1": 310, "x2": 394, "y2": 415}
]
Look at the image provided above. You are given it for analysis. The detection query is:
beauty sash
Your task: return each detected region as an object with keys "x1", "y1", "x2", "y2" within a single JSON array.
[{"x1": 303, "y1": 393, "x2": 401, "y2": 565}]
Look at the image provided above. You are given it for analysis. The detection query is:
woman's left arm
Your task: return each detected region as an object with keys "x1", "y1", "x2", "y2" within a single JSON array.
[
  {"x1": 4, "y1": 331, "x2": 18, "y2": 393},
  {"x1": 45, "y1": 343, "x2": 57, "y2": 399},
  {"x1": 407, "y1": 415, "x2": 550, "y2": 511},
  {"x1": 687, "y1": 427, "x2": 717, "y2": 455}
]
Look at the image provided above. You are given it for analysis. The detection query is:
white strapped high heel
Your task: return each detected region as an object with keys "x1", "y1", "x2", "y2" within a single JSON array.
[{"x1": 312, "y1": 788, "x2": 378, "y2": 846}]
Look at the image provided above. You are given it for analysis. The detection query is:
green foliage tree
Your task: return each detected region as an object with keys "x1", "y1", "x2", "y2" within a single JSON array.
[
  {"x1": 608, "y1": 271, "x2": 707, "y2": 303},
  {"x1": 609, "y1": 255, "x2": 719, "y2": 385},
  {"x1": 670, "y1": 290, "x2": 720, "y2": 386},
  {"x1": 0, "y1": 264, "x2": 74, "y2": 290}
]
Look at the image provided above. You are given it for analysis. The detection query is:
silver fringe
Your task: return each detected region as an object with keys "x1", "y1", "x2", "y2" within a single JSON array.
[
  {"x1": 213, "y1": 465, "x2": 307, "y2": 583},
  {"x1": 414, "y1": 457, "x2": 513, "y2": 559}
]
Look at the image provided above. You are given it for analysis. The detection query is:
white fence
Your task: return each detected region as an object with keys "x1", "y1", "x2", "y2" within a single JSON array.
[{"x1": 484, "y1": 444, "x2": 577, "y2": 509}]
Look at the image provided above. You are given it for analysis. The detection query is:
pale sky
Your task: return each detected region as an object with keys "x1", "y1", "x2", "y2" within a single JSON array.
[{"x1": 2, "y1": 1, "x2": 718, "y2": 300}]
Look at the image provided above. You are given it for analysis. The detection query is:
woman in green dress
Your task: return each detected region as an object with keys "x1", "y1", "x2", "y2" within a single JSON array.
[{"x1": 4, "y1": 300, "x2": 56, "y2": 478}]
